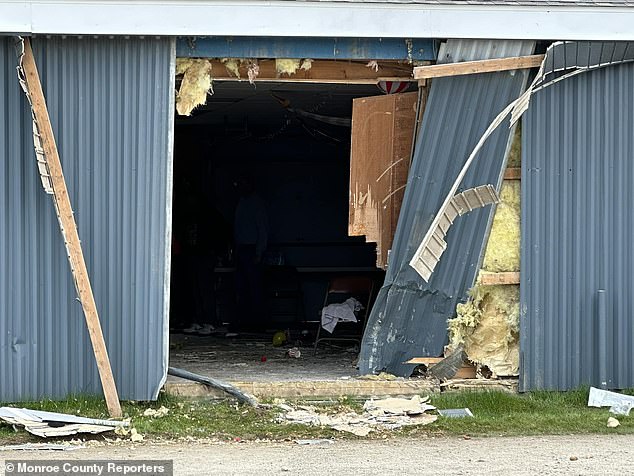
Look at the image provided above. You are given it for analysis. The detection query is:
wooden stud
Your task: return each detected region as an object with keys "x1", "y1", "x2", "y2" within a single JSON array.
[
  {"x1": 414, "y1": 54, "x2": 545, "y2": 80},
  {"x1": 478, "y1": 271, "x2": 521, "y2": 285},
  {"x1": 504, "y1": 167, "x2": 521, "y2": 180},
  {"x1": 21, "y1": 38, "x2": 122, "y2": 418}
]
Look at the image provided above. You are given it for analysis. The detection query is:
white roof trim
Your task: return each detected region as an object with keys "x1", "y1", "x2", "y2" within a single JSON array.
[{"x1": 2, "y1": 1, "x2": 634, "y2": 40}]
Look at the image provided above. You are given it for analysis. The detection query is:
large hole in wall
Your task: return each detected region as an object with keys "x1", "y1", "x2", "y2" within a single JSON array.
[{"x1": 168, "y1": 80, "x2": 403, "y2": 382}]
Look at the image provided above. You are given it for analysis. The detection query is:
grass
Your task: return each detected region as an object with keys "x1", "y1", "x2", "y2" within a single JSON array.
[{"x1": 1, "y1": 388, "x2": 633, "y2": 444}]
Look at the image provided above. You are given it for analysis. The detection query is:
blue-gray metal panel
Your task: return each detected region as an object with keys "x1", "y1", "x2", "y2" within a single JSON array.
[
  {"x1": 359, "y1": 40, "x2": 534, "y2": 376},
  {"x1": 0, "y1": 36, "x2": 173, "y2": 401},
  {"x1": 176, "y1": 36, "x2": 437, "y2": 61},
  {"x1": 521, "y1": 58, "x2": 634, "y2": 391}
]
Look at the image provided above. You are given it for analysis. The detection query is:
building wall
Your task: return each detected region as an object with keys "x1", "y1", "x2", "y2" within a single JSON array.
[
  {"x1": 521, "y1": 60, "x2": 634, "y2": 390},
  {"x1": 0, "y1": 36, "x2": 174, "y2": 401}
]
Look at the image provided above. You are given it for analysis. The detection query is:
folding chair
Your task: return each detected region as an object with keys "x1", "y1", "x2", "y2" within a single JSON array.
[{"x1": 313, "y1": 276, "x2": 375, "y2": 354}]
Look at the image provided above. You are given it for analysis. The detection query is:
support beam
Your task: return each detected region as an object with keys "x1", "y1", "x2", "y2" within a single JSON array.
[
  {"x1": 197, "y1": 59, "x2": 416, "y2": 84},
  {"x1": 20, "y1": 38, "x2": 122, "y2": 418},
  {"x1": 414, "y1": 55, "x2": 545, "y2": 80}
]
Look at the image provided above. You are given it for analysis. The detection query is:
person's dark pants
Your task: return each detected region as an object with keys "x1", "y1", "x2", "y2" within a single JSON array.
[
  {"x1": 235, "y1": 244, "x2": 264, "y2": 330},
  {"x1": 184, "y1": 253, "x2": 216, "y2": 327}
]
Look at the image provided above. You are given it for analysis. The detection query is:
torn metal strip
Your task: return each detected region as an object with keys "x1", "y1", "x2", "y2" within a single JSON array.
[
  {"x1": 410, "y1": 185, "x2": 500, "y2": 281},
  {"x1": 411, "y1": 40, "x2": 634, "y2": 282},
  {"x1": 14, "y1": 37, "x2": 53, "y2": 194}
]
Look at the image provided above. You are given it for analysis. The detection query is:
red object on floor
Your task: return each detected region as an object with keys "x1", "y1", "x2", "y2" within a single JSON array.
[{"x1": 260, "y1": 356, "x2": 267, "y2": 362}]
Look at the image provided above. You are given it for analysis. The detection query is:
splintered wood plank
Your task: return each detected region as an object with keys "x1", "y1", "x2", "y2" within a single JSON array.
[
  {"x1": 348, "y1": 91, "x2": 419, "y2": 269},
  {"x1": 21, "y1": 38, "x2": 122, "y2": 418},
  {"x1": 414, "y1": 55, "x2": 545, "y2": 80}
]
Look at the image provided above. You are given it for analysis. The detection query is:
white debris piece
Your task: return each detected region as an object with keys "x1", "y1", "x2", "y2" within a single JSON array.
[
  {"x1": 279, "y1": 396, "x2": 437, "y2": 436},
  {"x1": 607, "y1": 417, "x2": 620, "y2": 428},
  {"x1": 143, "y1": 406, "x2": 170, "y2": 418},
  {"x1": 588, "y1": 387, "x2": 634, "y2": 416}
]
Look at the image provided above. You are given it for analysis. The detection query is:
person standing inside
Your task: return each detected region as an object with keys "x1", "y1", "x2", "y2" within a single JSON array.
[{"x1": 234, "y1": 173, "x2": 268, "y2": 331}]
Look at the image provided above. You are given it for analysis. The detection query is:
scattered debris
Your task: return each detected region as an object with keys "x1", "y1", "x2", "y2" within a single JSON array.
[
  {"x1": 142, "y1": 406, "x2": 170, "y2": 418},
  {"x1": 0, "y1": 443, "x2": 85, "y2": 451},
  {"x1": 130, "y1": 428, "x2": 144, "y2": 442},
  {"x1": 221, "y1": 58, "x2": 241, "y2": 78},
  {"x1": 366, "y1": 60, "x2": 379, "y2": 72},
  {"x1": 358, "y1": 372, "x2": 399, "y2": 381},
  {"x1": 438, "y1": 408, "x2": 474, "y2": 418},
  {"x1": 294, "y1": 439, "x2": 334, "y2": 445},
  {"x1": 300, "y1": 59, "x2": 313, "y2": 71},
  {"x1": 0, "y1": 407, "x2": 127, "y2": 438},
  {"x1": 607, "y1": 417, "x2": 620, "y2": 428},
  {"x1": 279, "y1": 395, "x2": 437, "y2": 436},
  {"x1": 588, "y1": 387, "x2": 634, "y2": 416},
  {"x1": 176, "y1": 59, "x2": 213, "y2": 116},
  {"x1": 168, "y1": 367, "x2": 258, "y2": 407},
  {"x1": 247, "y1": 59, "x2": 260, "y2": 84},
  {"x1": 286, "y1": 347, "x2": 302, "y2": 359},
  {"x1": 427, "y1": 345, "x2": 466, "y2": 380},
  {"x1": 276, "y1": 59, "x2": 301, "y2": 76}
]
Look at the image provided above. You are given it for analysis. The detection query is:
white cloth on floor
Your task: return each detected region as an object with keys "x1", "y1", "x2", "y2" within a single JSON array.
[{"x1": 321, "y1": 298, "x2": 363, "y2": 333}]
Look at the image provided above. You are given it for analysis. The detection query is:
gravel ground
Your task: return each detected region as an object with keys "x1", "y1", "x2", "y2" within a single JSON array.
[{"x1": 2, "y1": 434, "x2": 632, "y2": 475}]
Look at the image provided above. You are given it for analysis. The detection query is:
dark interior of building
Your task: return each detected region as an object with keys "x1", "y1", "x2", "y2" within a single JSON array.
[{"x1": 169, "y1": 81, "x2": 406, "y2": 374}]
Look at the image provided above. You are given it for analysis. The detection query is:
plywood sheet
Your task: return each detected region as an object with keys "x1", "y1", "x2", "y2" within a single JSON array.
[{"x1": 349, "y1": 91, "x2": 419, "y2": 268}]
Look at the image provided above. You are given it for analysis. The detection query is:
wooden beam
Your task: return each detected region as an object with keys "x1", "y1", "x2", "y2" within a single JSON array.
[
  {"x1": 21, "y1": 38, "x2": 122, "y2": 418},
  {"x1": 414, "y1": 54, "x2": 545, "y2": 80},
  {"x1": 503, "y1": 167, "x2": 521, "y2": 180},
  {"x1": 203, "y1": 59, "x2": 415, "y2": 83},
  {"x1": 478, "y1": 271, "x2": 520, "y2": 285}
]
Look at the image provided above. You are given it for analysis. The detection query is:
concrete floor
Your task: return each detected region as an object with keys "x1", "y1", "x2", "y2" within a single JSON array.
[{"x1": 168, "y1": 333, "x2": 359, "y2": 383}]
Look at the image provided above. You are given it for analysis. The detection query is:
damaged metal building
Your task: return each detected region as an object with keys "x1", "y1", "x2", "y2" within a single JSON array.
[{"x1": 1, "y1": 0, "x2": 634, "y2": 403}]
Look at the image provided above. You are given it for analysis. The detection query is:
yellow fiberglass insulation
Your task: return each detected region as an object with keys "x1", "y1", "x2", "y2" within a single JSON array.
[
  {"x1": 176, "y1": 59, "x2": 213, "y2": 116},
  {"x1": 481, "y1": 180, "x2": 520, "y2": 272},
  {"x1": 221, "y1": 58, "x2": 241, "y2": 79},
  {"x1": 276, "y1": 58, "x2": 301, "y2": 76},
  {"x1": 449, "y1": 285, "x2": 520, "y2": 377}
]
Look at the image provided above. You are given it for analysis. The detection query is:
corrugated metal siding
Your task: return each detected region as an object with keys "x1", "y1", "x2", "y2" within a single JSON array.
[
  {"x1": 521, "y1": 58, "x2": 634, "y2": 391},
  {"x1": 0, "y1": 36, "x2": 173, "y2": 401},
  {"x1": 359, "y1": 39, "x2": 534, "y2": 376}
]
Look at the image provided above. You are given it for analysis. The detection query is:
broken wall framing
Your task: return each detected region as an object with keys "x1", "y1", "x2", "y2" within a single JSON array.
[
  {"x1": 0, "y1": 36, "x2": 174, "y2": 401},
  {"x1": 359, "y1": 39, "x2": 534, "y2": 377}
]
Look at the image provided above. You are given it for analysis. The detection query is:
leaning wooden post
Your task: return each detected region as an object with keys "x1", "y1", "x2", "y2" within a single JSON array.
[{"x1": 17, "y1": 37, "x2": 122, "y2": 418}]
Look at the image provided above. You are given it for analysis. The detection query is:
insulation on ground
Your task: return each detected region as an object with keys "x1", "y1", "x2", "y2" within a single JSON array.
[
  {"x1": 448, "y1": 285, "x2": 520, "y2": 377},
  {"x1": 175, "y1": 58, "x2": 213, "y2": 116}
]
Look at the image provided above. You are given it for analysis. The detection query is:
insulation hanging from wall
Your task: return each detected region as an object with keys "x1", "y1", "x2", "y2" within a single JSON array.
[{"x1": 175, "y1": 58, "x2": 213, "y2": 116}]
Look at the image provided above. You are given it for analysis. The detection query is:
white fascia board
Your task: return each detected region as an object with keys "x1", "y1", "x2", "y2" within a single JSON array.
[{"x1": 2, "y1": 1, "x2": 634, "y2": 41}]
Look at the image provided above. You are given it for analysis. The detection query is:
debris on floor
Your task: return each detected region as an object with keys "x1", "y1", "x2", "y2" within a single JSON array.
[
  {"x1": 438, "y1": 408, "x2": 474, "y2": 418},
  {"x1": 0, "y1": 443, "x2": 85, "y2": 451},
  {"x1": 278, "y1": 395, "x2": 437, "y2": 436},
  {"x1": 588, "y1": 387, "x2": 634, "y2": 416},
  {"x1": 607, "y1": 417, "x2": 620, "y2": 428},
  {"x1": 0, "y1": 407, "x2": 128, "y2": 438}
]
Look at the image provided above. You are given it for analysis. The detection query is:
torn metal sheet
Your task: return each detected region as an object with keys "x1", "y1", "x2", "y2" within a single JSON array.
[
  {"x1": 358, "y1": 39, "x2": 534, "y2": 377},
  {"x1": 0, "y1": 407, "x2": 127, "y2": 438}
]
